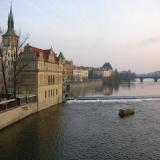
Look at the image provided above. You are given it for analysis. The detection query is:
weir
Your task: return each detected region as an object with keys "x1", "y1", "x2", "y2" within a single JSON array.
[{"x1": 66, "y1": 96, "x2": 160, "y2": 101}]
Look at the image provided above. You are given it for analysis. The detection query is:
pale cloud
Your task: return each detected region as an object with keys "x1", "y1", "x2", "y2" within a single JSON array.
[{"x1": 142, "y1": 37, "x2": 160, "y2": 45}]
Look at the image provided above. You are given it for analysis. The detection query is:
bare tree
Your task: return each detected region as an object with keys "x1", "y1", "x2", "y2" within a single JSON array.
[
  {"x1": 0, "y1": 30, "x2": 9, "y2": 99},
  {"x1": 0, "y1": 30, "x2": 28, "y2": 99},
  {"x1": 12, "y1": 33, "x2": 28, "y2": 98}
]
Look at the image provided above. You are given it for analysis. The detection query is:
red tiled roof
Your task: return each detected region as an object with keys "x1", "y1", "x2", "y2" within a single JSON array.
[
  {"x1": 31, "y1": 46, "x2": 43, "y2": 53},
  {"x1": 30, "y1": 46, "x2": 58, "y2": 62}
]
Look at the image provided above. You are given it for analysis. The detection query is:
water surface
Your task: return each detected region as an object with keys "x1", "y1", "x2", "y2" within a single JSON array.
[
  {"x1": 1, "y1": 80, "x2": 160, "y2": 160},
  {"x1": 70, "y1": 80, "x2": 160, "y2": 97}
]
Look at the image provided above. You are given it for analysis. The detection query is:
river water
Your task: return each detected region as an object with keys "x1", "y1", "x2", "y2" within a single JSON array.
[
  {"x1": 70, "y1": 80, "x2": 160, "y2": 97},
  {"x1": 1, "y1": 80, "x2": 160, "y2": 160}
]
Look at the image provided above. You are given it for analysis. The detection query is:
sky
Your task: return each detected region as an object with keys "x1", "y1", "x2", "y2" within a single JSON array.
[{"x1": 1, "y1": 0, "x2": 160, "y2": 73}]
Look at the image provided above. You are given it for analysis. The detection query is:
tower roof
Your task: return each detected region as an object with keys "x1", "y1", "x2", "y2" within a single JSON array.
[
  {"x1": 58, "y1": 51, "x2": 65, "y2": 60},
  {"x1": 3, "y1": 4, "x2": 18, "y2": 37},
  {"x1": 102, "y1": 62, "x2": 113, "y2": 70}
]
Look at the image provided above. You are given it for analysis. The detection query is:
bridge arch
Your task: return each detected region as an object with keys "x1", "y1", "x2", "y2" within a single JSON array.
[{"x1": 136, "y1": 77, "x2": 159, "y2": 82}]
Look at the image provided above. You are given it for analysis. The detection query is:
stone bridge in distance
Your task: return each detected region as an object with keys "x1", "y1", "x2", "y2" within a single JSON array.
[{"x1": 136, "y1": 71, "x2": 160, "y2": 82}]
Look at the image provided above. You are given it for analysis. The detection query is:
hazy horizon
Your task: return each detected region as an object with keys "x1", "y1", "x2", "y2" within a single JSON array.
[{"x1": 1, "y1": 0, "x2": 160, "y2": 73}]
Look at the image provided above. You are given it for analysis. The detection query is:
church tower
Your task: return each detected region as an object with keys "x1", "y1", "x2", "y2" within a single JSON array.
[
  {"x1": 1, "y1": 5, "x2": 19, "y2": 93},
  {"x1": 2, "y1": 4, "x2": 19, "y2": 48}
]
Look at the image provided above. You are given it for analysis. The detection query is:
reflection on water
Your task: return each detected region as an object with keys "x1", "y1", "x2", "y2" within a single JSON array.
[
  {"x1": 70, "y1": 80, "x2": 160, "y2": 97},
  {"x1": 1, "y1": 80, "x2": 160, "y2": 160}
]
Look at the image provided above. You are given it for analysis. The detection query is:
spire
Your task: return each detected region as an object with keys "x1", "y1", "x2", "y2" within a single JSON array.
[
  {"x1": 3, "y1": 3, "x2": 17, "y2": 36},
  {"x1": 8, "y1": 2, "x2": 14, "y2": 31}
]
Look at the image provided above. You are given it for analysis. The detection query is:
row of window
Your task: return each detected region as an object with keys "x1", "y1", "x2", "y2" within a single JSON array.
[
  {"x1": 39, "y1": 74, "x2": 62, "y2": 86},
  {"x1": 48, "y1": 75, "x2": 55, "y2": 85},
  {"x1": 45, "y1": 89, "x2": 58, "y2": 98},
  {"x1": 8, "y1": 77, "x2": 13, "y2": 83},
  {"x1": 7, "y1": 52, "x2": 15, "y2": 58}
]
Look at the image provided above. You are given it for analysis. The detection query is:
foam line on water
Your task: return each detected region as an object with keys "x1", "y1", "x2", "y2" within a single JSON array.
[
  {"x1": 66, "y1": 98, "x2": 160, "y2": 104},
  {"x1": 66, "y1": 99, "x2": 142, "y2": 104}
]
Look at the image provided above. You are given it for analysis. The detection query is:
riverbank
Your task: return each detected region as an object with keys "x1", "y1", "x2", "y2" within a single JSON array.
[{"x1": 0, "y1": 102, "x2": 38, "y2": 130}]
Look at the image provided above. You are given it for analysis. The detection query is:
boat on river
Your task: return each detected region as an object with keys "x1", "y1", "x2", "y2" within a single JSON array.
[{"x1": 119, "y1": 108, "x2": 135, "y2": 118}]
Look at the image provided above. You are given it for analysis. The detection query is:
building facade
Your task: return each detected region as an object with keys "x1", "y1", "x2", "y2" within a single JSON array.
[
  {"x1": 0, "y1": 6, "x2": 19, "y2": 94},
  {"x1": 17, "y1": 44, "x2": 63, "y2": 111},
  {"x1": 64, "y1": 60, "x2": 73, "y2": 82},
  {"x1": 58, "y1": 52, "x2": 73, "y2": 83},
  {"x1": 88, "y1": 67, "x2": 103, "y2": 79},
  {"x1": 102, "y1": 62, "x2": 113, "y2": 78},
  {"x1": 0, "y1": 6, "x2": 64, "y2": 110},
  {"x1": 73, "y1": 66, "x2": 88, "y2": 82}
]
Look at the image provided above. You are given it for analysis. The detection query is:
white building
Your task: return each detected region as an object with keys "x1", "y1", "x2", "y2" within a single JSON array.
[{"x1": 73, "y1": 67, "x2": 88, "y2": 82}]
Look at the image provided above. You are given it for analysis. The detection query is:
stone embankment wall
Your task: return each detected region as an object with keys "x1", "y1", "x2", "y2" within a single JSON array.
[{"x1": 0, "y1": 102, "x2": 37, "y2": 130}]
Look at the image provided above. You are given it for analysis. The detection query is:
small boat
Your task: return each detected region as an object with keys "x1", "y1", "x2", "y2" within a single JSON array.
[{"x1": 119, "y1": 108, "x2": 135, "y2": 118}]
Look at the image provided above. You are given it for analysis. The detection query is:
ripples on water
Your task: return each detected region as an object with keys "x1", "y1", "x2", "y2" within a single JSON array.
[
  {"x1": 1, "y1": 100, "x2": 160, "y2": 160},
  {"x1": 1, "y1": 81, "x2": 160, "y2": 160}
]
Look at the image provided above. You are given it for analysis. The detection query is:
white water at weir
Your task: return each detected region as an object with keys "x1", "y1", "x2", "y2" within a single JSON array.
[{"x1": 66, "y1": 97, "x2": 160, "y2": 104}]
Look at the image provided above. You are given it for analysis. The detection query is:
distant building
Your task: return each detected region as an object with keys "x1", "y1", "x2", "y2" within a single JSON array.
[
  {"x1": 58, "y1": 52, "x2": 66, "y2": 82},
  {"x1": 73, "y1": 66, "x2": 88, "y2": 82},
  {"x1": 58, "y1": 52, "x2": 74, "y2": 83},
  {"x1": 88, "y1": 62, "x2": 113, "y2": 80},
  {"x1": 88, "y1": 67, "x2": 103, "y2": 79},
  {"x1": 102, "y1": 62, "x2": 113, "y2": 78},
  {"x1": 64, "y1": 60, "x2": 74, "y2": 82}
]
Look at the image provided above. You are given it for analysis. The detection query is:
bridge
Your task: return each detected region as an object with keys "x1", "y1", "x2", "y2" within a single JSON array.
[{"x1": 136, "y1": 73, "x2": 160, "y2": 82}]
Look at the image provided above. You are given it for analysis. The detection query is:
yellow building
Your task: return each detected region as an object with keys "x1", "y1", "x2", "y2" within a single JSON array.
[
  {"x1": 17, "y1": 44, "x2": 63, "y2": 111},
  {"x1": 58, "y1": 52, "x2": 74, "y2": 83}
]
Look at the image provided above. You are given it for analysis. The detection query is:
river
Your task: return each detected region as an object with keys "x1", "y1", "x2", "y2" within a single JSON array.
[{"x1": 1, "y1": 80, "x2": 160, "y2": 160}]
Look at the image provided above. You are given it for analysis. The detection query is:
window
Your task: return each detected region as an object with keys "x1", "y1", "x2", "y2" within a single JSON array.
[
  {"x1": 48, "y1": 90, "x2": 50, "y2": 97},
  {"x1": 45, "y1": 90, "x2": 47, "y2": 98},
  {"x1": 51, "y1": 76, "x2": 53, "y2": 84},
  {"x1": 52, "y1": 75, "x2": 55, "y2": 84},
  {"x1": 56, "y1": 89, "x2": 58, "y2": 95},
  {"x1": 48, "y1": 76, "x2": 50, "y2": 85}
]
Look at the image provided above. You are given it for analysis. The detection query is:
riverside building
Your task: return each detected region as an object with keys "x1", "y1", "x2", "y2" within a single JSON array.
[
  {"x1": 17, "y1": 44, "x2": 63, "y2": 111},
  {"x1": 0, "y1": 6, "x2": 64, "y2": 110}
]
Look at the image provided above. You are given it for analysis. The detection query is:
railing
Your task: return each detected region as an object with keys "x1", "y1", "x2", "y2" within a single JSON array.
[
  {"x1": 0, "y1": 95, "x2": 37, "y2": 112},
  {"x1": 0, "y1": 99, "x2": 17, "y2": 112}
]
